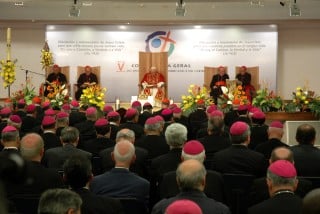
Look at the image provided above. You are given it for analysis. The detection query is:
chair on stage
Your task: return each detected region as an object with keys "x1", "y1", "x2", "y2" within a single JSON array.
[
  {"x1": 203, "y1": 66, "x2": 229, "y2": 92},
  {"x1": 138, "y1": 52, "x2": 168, "y2": 106},
  {"x1": 223, "y1": 173, "x2": 255, "y2": 214},
  {"x1": 73, "y1": 66, "x2": 101, "y2": 99},
  {"x1": 235, "y1": 66, "x2": 260, "y2": 91}
]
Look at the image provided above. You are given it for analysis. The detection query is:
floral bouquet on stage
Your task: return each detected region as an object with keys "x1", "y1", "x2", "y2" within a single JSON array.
[
  {"x1": 46, "y1": 81, "x2": 71, "y2": 109},
  {"x1": 12, "y1": 77, "x2": 36, "y2": 105},
  {"x1": 284, "y1": 86, "x2": 316, "y2": 113},
  {"x1": 181, "y1": 84, "x2": 213, "y2": 116},
  {"x1": 80, "y1": 85, "x2": 106, "y2": 111},
  {"x1": 252, "y1": 87, "x2": 283, "y2": 112}
]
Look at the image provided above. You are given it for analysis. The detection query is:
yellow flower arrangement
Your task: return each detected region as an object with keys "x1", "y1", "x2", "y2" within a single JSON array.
[
  {"x1": 181, "y1": 84, "x2": 213, "y2": 115},
  {"x1": 41, "y1": 41, "x2": 54, "y2": 70},
  {"x1": 0, "y1": 59, "x2": 17, "y2": 88},
  {"x1": 233, "y1": 85, "x2": 249, "y2": 105},
  {"x1": 80, "y1": 85, "x2": 107, "y2": 111}
]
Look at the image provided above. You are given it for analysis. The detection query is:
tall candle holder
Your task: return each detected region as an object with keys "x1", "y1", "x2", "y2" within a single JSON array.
[{"x1": 115, "y1": 97, "x2": 120, "y2": 110}]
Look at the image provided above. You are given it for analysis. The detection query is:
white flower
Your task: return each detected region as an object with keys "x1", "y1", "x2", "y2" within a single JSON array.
[
  {"x1": 61, "y1": 89, "x2": 68, "y2": 96},
  {"x1": 61, "y1": 84, "x2": 66, "y2": 90},
  {"x1": 228, "y1": 93, "x2": 234, "y2": 100},
  {"x1": 227, "y1": 101, "x2": 233, "y2": 105},
  {"x1": 221, "y1": 86, "x2": 228, "y2": 94}
]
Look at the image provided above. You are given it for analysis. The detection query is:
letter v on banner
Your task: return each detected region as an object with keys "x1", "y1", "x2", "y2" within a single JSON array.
[{"x1": 117, "y1": 61, "x2": 125, "y2": 72}]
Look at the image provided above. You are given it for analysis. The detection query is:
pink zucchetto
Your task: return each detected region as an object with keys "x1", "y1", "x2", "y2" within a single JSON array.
[
  {"x1": 18, "y1": 99, "x2": 26, "y2": 106},
  {"x1": 125, "y1": 108, "x2": 137, "y2": 118},
  {"x1": 237, "y1": 105, "x2": 248, "y2": 111},
  {"x1": 249, "y1": 107, "x2": 261, "y2": 114},
  {"x1": 161, "y1": 108, "x2": 173, "y2": 116},
  {"x1": 252, "y1": 111, "x2": 265, "y2": 119},
  {"x1": 269, "y1": 160, "x2": 297, "y2": 178},
  {"x1": 9, "y1": 115, "x2": 22, "y2": 124},
  {"x1": 61, "y1": 104, "x2": 71, "y2": 111},
  {"x1": 45, "y1": 109, "x2": 56, "y2": 116},
  {"x1": 210, "y1": 110, "x2": 224, "y2": 117},
  {"x1": 107, "y1": 111, "x2": 120, "y2": 118},
  {"x1": 183, "y1": 140, "x2": 205, "y2": 155},
  {"x1": 103, "y1": 105, "x2": 114, "y2": 113},
  {"x1": 143, "y1": 102, "x2": 153, "y2": 108},
  {"x1": 56, "y1": 112, "x2": 69, "y2": 119},
  {"x1": 145, "y1": 117, "x2": 158, "y2": 125},
  {"x1": 230, "y1": 121, "x2": 248, "y2": 135},
  {"x1": 26, "y1": 104, "x2": 36, "y2": 113},
  {"x1": 131, "y1": 101, "x2": 142, "y2": 108},
  {"x1": 172, "y1": 107, "x2": 182, "y2": 114},
  {"x1": 206, "y1": 105, "x2": 218, "y2": 114},
  {"x1": 42, "y1": 116, "x2": 56, "y2": 126},
  {"x1": 0, "y1": 107, "x2": 11, "y2": 115},
  {"x1": 70, "y1": 100, "x2": 80, "y2": 108},
  {"x1": 42, "y1": 101, "x2": 51, "y2": 109},
  {"x1": 2, "y1": 125, "x2": 17, "y2": 133},
  {"x1": 154, "y1": 115, "x2": 164, "y2": 122},
  {"x1": 169, "y1": 104, "x2": 178, "y2": 110},
  {"x1": 165, "y1": 199, "x2": 203, "y2": 214},
  {"x1": 95, "y1": 118, "x2": 108, "y2": 127},
  {"x1": 269, "y1": 121, "x2": 284, "y2": 129},
  {"x1": 86, "y1": 107, "x2": 97, "y2": 116}
]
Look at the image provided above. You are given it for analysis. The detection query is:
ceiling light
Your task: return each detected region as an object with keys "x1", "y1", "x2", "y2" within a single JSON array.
[
  {"x1": 290, "y1": 1, "x2": 301, "y2": 16},
  {"x1": 69, "y1": 0, "x2": 80, "y2": 17},
  {"x1": 175, "y1": 0, "x2": 186, "y2": 17}
]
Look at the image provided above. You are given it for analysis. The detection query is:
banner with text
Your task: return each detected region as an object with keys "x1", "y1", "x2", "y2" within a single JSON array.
[{"x1": 46, "y1": 25, "x2": 278, "y2": 102}]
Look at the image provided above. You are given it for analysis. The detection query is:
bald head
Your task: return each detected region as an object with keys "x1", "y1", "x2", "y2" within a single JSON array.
[
  {"x1": 113, "y1": 140, "x2": 135, "y2": 167},
  {"x1": 176, "y1": 159, "x2": 206, "y2": 191},
  {"x1": 303, "y1": 188, "x2": 320, "y2": 214},
  {"x1": 270, "y1": 147, "x2": 293, "y2": 164},
  {"x1": 268, "y1": 126, "x2": 284, "y2": 140},
  {"x1": 20, "y1": 133, "x2": 44, "y2": 161},
  {"x1": 296, "y1": 124, "x2": 316, "y2": 145},
  {"x1": 116, "y1": 128, "x2": 135, "y2": 143}
]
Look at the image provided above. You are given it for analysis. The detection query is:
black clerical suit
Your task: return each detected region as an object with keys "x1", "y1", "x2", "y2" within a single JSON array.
[{"x1": 75, "y1": 72, "x2": 98, "y2": 100}]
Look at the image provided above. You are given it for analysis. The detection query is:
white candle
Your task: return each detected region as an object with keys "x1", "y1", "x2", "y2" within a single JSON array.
[{"x1": 7, "y1": 28, "x2": 11, "y2": 60}]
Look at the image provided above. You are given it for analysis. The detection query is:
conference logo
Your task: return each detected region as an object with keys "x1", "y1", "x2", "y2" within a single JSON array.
[
  {"x1": 116, "y1": 61, "x2": 125, "y2": 72},
  {"x1": 145, "y1": 31, "x2": 176, "y2": 57}
]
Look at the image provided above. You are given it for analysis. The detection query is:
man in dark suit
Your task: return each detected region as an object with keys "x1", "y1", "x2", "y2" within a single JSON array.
[
  {"x1": 249, "y1": 147, "x2": 312, "y2": 206},
  {"x1": 139, "y1": 102, "x2": 153, "y2": 127},
  {"x1": 69, "y1": 100, "x2": 86, "y2": 126},
  {"x1": 74, "y1": 107, "x2": 98, "y2": 148},
  {"x1": 75, "y1": 65, "x2": 98, "y2": 100},
  {"x1": 0, "y1": 107, "x2": 11, "y2": 136},
  {"x1": 99, "y1": 128, "x2": 148, "y2": 178},
  {"x1": 7, "y1": 133, "x2": 63, "y2": 198},
  {"x1": 41, "y1": 116, "x2": 60, "y2": 151},
  {"x1": 198, "y1": 110, "x2": 231, "y2": 161},
  {"x1": 42, "y1": 126, "x2": 92, "y2": 170},
  {"x1": 149, "y1": 123, "x2": 188, "y2": 206},
  {"x1": 63, "y1": 155, "x2": 123, "y2": 214},
  {"x1": 91, "y1": 139, "x2": 150, "y2": 204},
  {"x1": 21, "y1": 104, "x2": 41, "y2": 135},
  {"x1": 188, "y1": 100, "x2": 207, "y2": 140},
  {"x1": 248, "y1": 160, "x2": 302, "y2": 214},
  {"x1": 136, "y1": 117, "x2": 169, "y2": 160},
  {"x1": 159, "y1": 140, "x2": 225, "y2": 203},
  {"x1": 119, "y1": 108, "x2": 144, "y2": 140},
  {"x1": 255, "y1": 121, "x2": 289, "y2": 159},
  {"x1": 172, "y1": 107, "x2": 189, "y2": 131},
  {"x1": 14, "y1": 99, "x2": 27, "y2": 119},
  {"x1": 249, "y1": 111, "x2": 269, "y2": 150},
  {"x1": 56, "y1": 112, "x2": 69, "y2": 137},
  {"x1": 152, "y1": 159, "x2": 230, "y2": 214},
  {"x1": 7, "y1": 115, "x2": 23, "y2": 137},
  {"x1": 211, "y1": 121, "x2": 267, "y2": 177},
  {"x1": 1, "y1": 125, "x2": 20, "y2": 154},
  {"x1": 290, "y1": 123, "x2": 320, "y2": 177},
  {"x1": 107, "y1": 111, "x2": 121, "y2": 141},
  {"x1": 82, "y1": 118, "x2": 115, "y2": 156}
]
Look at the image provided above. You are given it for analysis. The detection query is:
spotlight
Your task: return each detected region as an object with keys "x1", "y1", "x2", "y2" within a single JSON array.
[
  {"x1": 69, "y1": 0, "x2": 80, "y2": 17},
  {"x1": 290, "y1": 2, "x2": 301, "y2": 16},
  {"x1": 175, "y1": 0, "x2": 186, "y2": 17},
  {"x1": 280, "y1": 1, "x2": 285, "y2": 6}
]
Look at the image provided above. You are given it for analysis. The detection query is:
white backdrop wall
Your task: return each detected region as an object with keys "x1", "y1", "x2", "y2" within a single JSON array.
[{"x1": 0, "y1": 24, "x2": 320, "y2": 103}]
